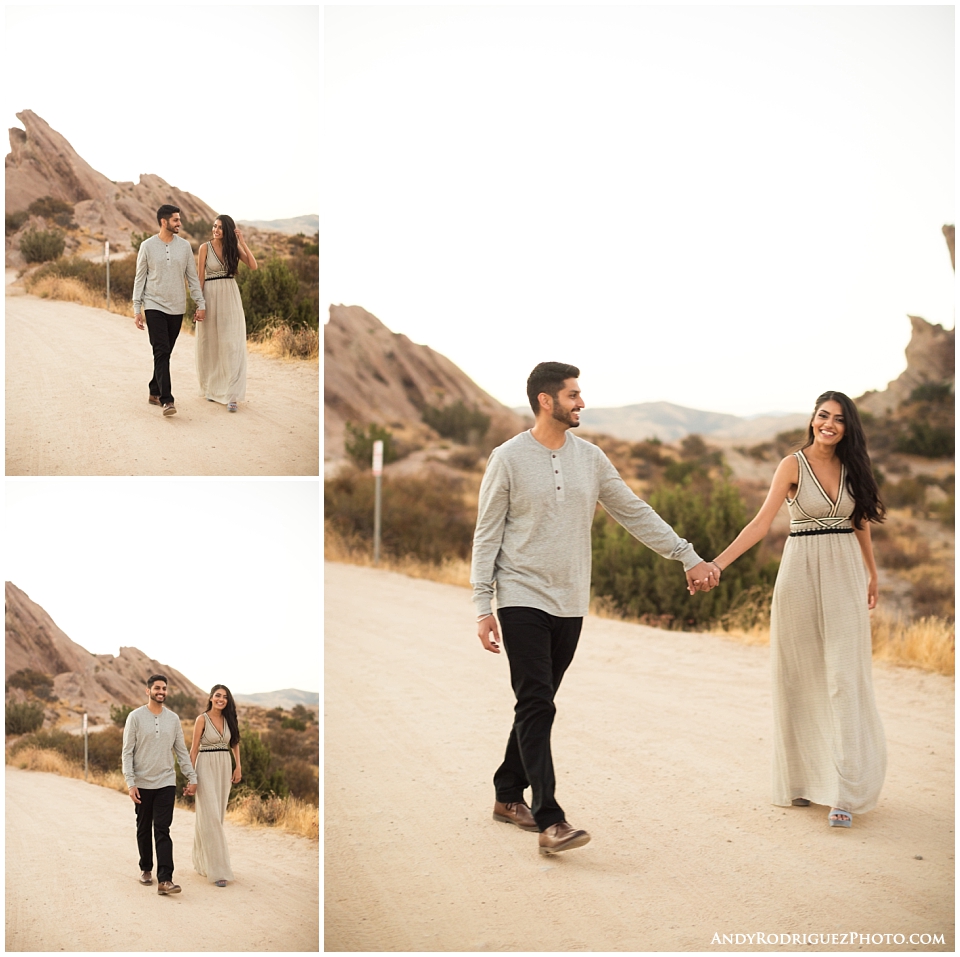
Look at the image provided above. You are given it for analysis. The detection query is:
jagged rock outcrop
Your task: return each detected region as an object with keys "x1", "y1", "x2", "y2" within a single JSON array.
[
  {"x1": 324, "y1": 304, "x2": 526, "y2": 469},
  {"x1": 5, "y1": 582, "x2": 205, "y2": 723},
  {"x1": 5, "y1": 110, "x2": 215, "y2": 254}
]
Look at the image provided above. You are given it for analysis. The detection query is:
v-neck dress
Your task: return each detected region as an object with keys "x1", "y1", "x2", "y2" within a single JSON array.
[
  {"x1": 195, "y1": 241, "x2": 247, "y2": 405},
  {"x1": 192, "y1": 712, "x2": 235, "y2": 882},
  {"x1": 769, "y1": 451, "x2": 886, "y2": 813}
]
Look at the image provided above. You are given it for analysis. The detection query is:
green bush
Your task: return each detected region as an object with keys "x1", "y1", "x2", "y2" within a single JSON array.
[
  {"x1": 236, "y1": 256, "x2": 314, "y2": 331},
  {"x1": 421, "y1": 399, "x2": 491, "y2": 445},
  {"x1": 894, "y1": 422, "x2": 954, "y2": 458},
  {"x1": 20, "y1": 228, "x2": 65, "y2": 263},
  {"x1": 6, "y1": 701, "x2": 45, "y2": 735},
  {"x1": 344, "y1": 422, "x2": 398, "y2": 469},
  {"x1": 883, "y1": 476, "x2": 927, "y2": 509},
  {"x1": 325, "y1": 471, "x2": 476, "y2": 563},
  {"x1": 6, "y1": 669, "x2": 56, "y2": 699},
  {"x1": 280, "y1": 717, "x2": 306, "y2": 732},
  {"x1": 27, "y1": 196, "x2": 74, "y2": 219},
  {"x1": 130, "y1": 231, "x2": 152, "y2": 253},
  {"x1": 180, "y1": 217, "x2": 212, "y2": 243},
  {"x1": 591, "y1": 478, "x2": 778, "y2": 629},
  {"x1": 110, "y1": 704, "x2": 135, "y2": 727},
  {"x1": 290, "y1": 704, "x2": 316, "y2": 724},
  {"x1": 5, "y1": 210, "x2": 28, "y2": 235},
  {"x1": 165, "y1": 690, "x2": 202, "y2": 716},
  {"x1": 238, "y1": 726, "x2": 289, "y2": 798}
]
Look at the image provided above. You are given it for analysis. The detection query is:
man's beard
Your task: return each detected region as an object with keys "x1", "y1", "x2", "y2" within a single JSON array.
[{"x1": 551, "y1": 405, "x2": 579, "y2": 428}]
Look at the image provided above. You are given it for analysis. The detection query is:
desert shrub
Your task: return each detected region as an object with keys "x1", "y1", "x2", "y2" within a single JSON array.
[
  {"x1": 263, "y1": 727, "x2": 318, "y2": 765},
  {"x1": 236, "y1": 257, "x2": 314, "y2": 331},
  {"x1": 883, "y1": 477, "x2": 926, "y2": 510},
  {"x1": 5, "y1": 701, "x2": 45, "y2": 735},
  {"x1": 238, "y1": 726, "x2": 289, "y2": 798},
  {"x1": 6, "y1": 669, "x2": 56, "y2": 700},
  {"x1": 26, "y1": 254, "x2": 138, "y2": 303},
  {"x1": 165, "y1": 690, "x2": 202, "y2": 716},
  {"x1": 130, "y1": 231, "x2": 152, "y2": 253},
  {"x1": 421, "y1": 400, "x2": 491, "y2": 445},
  {"x1": 27, "y1": 196, "x2": 74, "y2": 219},
  {"x1": 290, "y1": 704, "x2": 316, "y2": 723},
  {"x1": 20, "y1": 228, "x2": 65, "y2": 263},
  {"x1": 591, "y1": 478, "x2": 778, "y2": 629},
  {"x1": 344, "y1": 422, "x2": 399, "y2": 469},
  {"x1": 894, "y1": 422, "x2": 954, "y2": 458},
  {"x1": 911, "y1": 577, "x2": 955, "y2": 620},
  {"x1": 909, "y1": 382, "x2": 953, "y2": 403},
  {"x1": 110, "y1": 704, "x2": 135, "y2": 727},
  {"x1": 85, "y1": 726, "x2": 124, "y2": 772},
  {"x1": 180, "y1": 217, "x2": 212, "y2": 243},
  {"x1": 877, "y1": 531, "x2": 931, "y2": 570},
  {"x1": 279, "y1": 760, "x2": 318, "y2": 804},
  {"x1": 251, "y1": 323, "x2": 319, "y2": 359},
  {"x1": 631, "y1": 439, "x2": 669, "y2": 465},
  {"x1": 930, "y1": 493, "x2": 954, "y2": 526},
  {"x1": 6, "y1": 210, "x2": 28, "y2": 235},
  {"x1": 325, "y1": 471, "x2": 476, "y2": 563},
  {"x1": 280, "y1": 717, "x2": 306, "y2": 732}
]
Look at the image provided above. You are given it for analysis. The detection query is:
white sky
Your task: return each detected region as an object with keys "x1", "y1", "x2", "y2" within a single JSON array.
[
  {"x1": 323, "y1": 5, "x2": 954, "y2": 416},
  {"x1": 5, "y1": 480, "x2": 320, "y2": 696},
  {"x1": 4, "y1": 5, "x2": 318, "y2": 221}
]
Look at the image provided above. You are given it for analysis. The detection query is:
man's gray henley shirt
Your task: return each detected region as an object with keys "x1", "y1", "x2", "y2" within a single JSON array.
[
  {"x1": 471, "y1": 430, "x2": 704, "y2": 618},
  {"x1": 132, "y1": 234, "x2": 205, "y2": 316},
  {"x1": 121, "y1": 705, "x2": 197, "y2": 789}
]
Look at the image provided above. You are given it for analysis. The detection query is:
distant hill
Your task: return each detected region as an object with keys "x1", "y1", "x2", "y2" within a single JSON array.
[
  {"x1": 5, "y1": 582, "x2": 206, "y2": 726},
  {"x1": 232, "y1": 689, "x2": 319, "y2": 710},
  {"x1": 237, "y1": 215, "x2": 318, "y2": 236}
]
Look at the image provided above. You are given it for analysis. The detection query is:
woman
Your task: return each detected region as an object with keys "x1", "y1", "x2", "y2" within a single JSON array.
[
  {"x1": 196, "y1": 215, "x2": 257, "y2": 412},
  {"x1": 190, "y1": 684, "x2": 242, "y2": 886},
  {"x1": 710, "y1": 391, "x2": 886, "y2": 828}
]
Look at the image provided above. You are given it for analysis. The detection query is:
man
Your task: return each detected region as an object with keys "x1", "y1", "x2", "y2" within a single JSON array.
[
  {"x1": 121, "y1": 674, "x2": 198, "y2": 895},
  {"x1": 471, "y1": 362, "x2": 719, "y2": 856},
  {"x1": 133, "y1": 204, "x2": 206, "y2": 416}
]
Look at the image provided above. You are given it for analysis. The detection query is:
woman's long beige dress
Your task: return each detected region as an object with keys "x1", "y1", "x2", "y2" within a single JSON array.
[
  {"x1": 192, "y1": 712, "x2": 235, "y2": 882},
  {"x1": 770, "y1": 450, "x2": 886, "y2": 814},
  {"x1": 196, "y1": 242, "x2": 247, "y2": 404}
]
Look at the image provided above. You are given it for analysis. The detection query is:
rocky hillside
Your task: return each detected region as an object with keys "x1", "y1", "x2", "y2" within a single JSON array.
[
  {"x1": 5, "y1": 110, "x2": 215, "y2": 263},
  {"x1": 324, "y1": 304, "x2": 526, "y2": 471},
  {"x1": 5, "y1": 582, "x2": 205, "y2": 725}
]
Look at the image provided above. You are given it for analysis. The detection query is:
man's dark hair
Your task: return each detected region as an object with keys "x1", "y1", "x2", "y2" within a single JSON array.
[
  {"x1": 526, "y1": 362, "x2": 580, "y2": 416},
  {"x1": 146, "y1": 674, "x2": 168, "y2": 687},
  {"x1": 156, "y1": 204, "x2": 180, "y2": 226}
]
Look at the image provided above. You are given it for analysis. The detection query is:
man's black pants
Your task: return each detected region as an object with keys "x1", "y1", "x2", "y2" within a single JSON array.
[
  {"x1": 493, "y1": 606, "x2": 583, "y2": 831},
  {"x1": 145, "y1": 310, "x2": 183, "y2": 405},
  {"x1": 135, "y1": 785, "x2": 176, "y2": 881}
]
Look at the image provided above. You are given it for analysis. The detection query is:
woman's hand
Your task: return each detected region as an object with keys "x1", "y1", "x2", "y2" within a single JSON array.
[
  {"x1": 232, "y1": 767, "x2": 242, "y2": 784},
  {"x1": 867, "y1": 575, "x2": 878, "y2": 610},
  {"x1": 235, "y1": 228, "x2": 245, "y2": 247}
]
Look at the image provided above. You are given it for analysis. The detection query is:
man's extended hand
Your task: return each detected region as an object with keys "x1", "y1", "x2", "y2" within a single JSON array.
[
  {"x1": 128, "y1": 786, "x2": 141, "y2": 804},
  {"x1": 184, "y1": 783, "x2": 197, "y2": 797},
  {"x1": 686, "y1": 561, "x2": 721, "y2": 595},
  {"x1": 194, "y1": 308, "x2": 205, "y2": 322},
  {"x1": 134, "y1": 313, "x2": 144, "y2": 330},
  {"x1": 478, "y1": 614, "x2": 501, "y2": 654}
]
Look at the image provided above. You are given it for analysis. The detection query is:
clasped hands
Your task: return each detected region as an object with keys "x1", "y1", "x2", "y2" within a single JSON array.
[{"x1": 686, "y1": 560, "x2": 722, "y2": 595}]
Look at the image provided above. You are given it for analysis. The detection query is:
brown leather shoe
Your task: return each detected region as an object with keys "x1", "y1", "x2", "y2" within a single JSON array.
[
  {"x1": 157, "y1": 881, "x2": 181, "y2": 895},
  {"x1": 538, "y1": 821, "x2": 591, "y2": 855},
  {"x1": 139, "y1": 870, "x2": 153, "y2": 885},
  {"x1": 493, "y1": 800, "x2": 538, "y2": 832},
  {"x1": 162, "y1": 403, "x2": 177, "y2": 416},
  {"x1": 148, "y1": 395, "x2": 161, "y2": 406}
]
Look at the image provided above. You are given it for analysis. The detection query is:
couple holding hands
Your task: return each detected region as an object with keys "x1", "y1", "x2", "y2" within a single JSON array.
[{"x1": 472, "y1": 361, "x2": 885, "y2": 855}]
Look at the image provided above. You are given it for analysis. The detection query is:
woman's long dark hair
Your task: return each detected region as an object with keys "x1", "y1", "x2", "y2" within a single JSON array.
[
  {"x1": 801, "y1": 390, "x2": 885, "y2": 529},
  {"x1": 216, "y1": 214, "x2": 240, "y2": 277},
  {"x1": 205, "y1": 684, "x2": 240, "y2": 748}
]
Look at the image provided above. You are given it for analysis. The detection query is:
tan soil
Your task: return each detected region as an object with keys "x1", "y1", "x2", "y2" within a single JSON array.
[
  {"x1": 5, "y1": 277, "x2": 318, "y2": 475},
  {"x1": 5, "y1": 767, "x2": 318, "y2": 951},
  {"x1": 325, "y1": 562, "x2": 954, "y2": 952}
]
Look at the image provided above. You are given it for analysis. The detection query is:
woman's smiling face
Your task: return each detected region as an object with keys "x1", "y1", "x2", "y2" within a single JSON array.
[
  {"x1": 811, "y1": 399, "x2": 845, "y2": 446},
  {"x1": 211, "y1": 688, "x2": 229, "y2": 710}
]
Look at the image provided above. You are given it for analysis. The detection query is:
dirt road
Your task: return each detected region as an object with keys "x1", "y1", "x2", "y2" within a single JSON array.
[
  {"x1": 5, "y1": 281, "x2": 318, "y2": 475},
  {"x1": 5, "y1": 767, "x2": 318, "y2": 951},
  {"x1": 325, "y1": 562, "x2": 954, "y2": 952}
]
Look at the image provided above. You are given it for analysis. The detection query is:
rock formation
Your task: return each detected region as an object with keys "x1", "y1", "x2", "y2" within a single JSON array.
[
  {"x1": 324, "y1": 304, "x2": 526, "y2": 470},
  {"x1": 5, "y1": 110, "x2": 215, "y2": 254},
  {"x1": 5, "y1": 582, "x2": 205, "y2": 724}
]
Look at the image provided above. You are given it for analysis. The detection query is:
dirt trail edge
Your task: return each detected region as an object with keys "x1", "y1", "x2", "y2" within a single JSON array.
[
  {"x1": 325, "y1": 562, "x2": 954, "y2": 952},
  {"x1": 5, "y1": 767, "x2": 318, "y2": 951},
  {"x1": 5, "y1": 283, "x2": 318, "y2": 475}
]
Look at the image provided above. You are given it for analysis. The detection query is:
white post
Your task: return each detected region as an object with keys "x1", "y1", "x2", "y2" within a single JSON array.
[
  {"x1": 83, "y1": 712, "x2": 88, "y2": 781},
  {"x1": 372, "y1": 440, "x2": 383, "y2": 565},
  {"x1": 104, "y1": 241, "x2": 110, "y2": 311}
]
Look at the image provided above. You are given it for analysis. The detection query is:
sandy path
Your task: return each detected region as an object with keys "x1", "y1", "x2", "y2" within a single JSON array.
[
  {"x1": 5, "y1": 284, "x2": 318, "y2": 475},
  {"x1": 5, "y1": 767, "x2": 318, "y2": 951},
  {"x1": 325, "y1": 562, "x2": 954, "y2": 952}
]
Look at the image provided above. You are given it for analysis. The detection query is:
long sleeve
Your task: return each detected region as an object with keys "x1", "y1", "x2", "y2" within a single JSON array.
[
  {"x1": 121, "y1": 712, "x2": 138, "y2": 787},
  {"x1": 132, "y1": 244, "x2": 149, "y2": 313},
  {"x1": 173, "y1": 721, "x2": 197, "y2": 784},
  {"x1": 470, "y1": 450, "x2": 510, "y2": 616},
  {"x1": 596, "y1": 454, "x2": 703, "y2": 570},
  {"x1": 184, "y1": 249, "x2": 205, "y2": 310}
]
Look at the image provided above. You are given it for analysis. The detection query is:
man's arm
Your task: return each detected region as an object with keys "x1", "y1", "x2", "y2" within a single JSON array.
[
  {"x1": 132, "y1": 244, "x2": 148, "y2": 328},
  {"x1": 183, "y1": 245, "x2": 205, "y2": 318},
  {"x1": 121, "y1": 712, "x2": 140, "y2": 803},
  {"x1": 595, "y1": 452, "x2": 718, "y2": 592},
  {"x1": 470, "y1": 451, "x2": 509, "y2": 652}
]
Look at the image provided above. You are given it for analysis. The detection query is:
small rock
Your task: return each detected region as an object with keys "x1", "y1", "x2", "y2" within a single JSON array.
[{"x1": 915, "y1": 855, "x2": 923, "y2": 860}]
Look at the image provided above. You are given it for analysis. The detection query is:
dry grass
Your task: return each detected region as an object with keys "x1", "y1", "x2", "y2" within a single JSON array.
[
  {"x1": 5, "y1": 748, "x2": 319, "y2": 840},
  {"x1": 249, "y1": 324, "x2": 319, "y2": 361},
  {"x1": 25, "y1": 275, "x2": 133, "y2": 318},
  {"x1": 324, "y1": 521, "x2": 471, "y2": 587},
  {"x1": 227, "y1": 792, "x2": 319, "y2": 841},
  {"x1": 871, "y1": 611, "x2": 955, "y2": 676}
]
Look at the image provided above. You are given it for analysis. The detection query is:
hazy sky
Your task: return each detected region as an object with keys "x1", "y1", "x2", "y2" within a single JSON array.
[
  {"x1": 324, "y1": 5, "x2": 954, "y2": 417},
  {"x1": 4, "y1": 5, "x2": 318, "y2": 221},
  {"x1": 5, "y1": 480, "x2": 320, "y2": 696}
]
